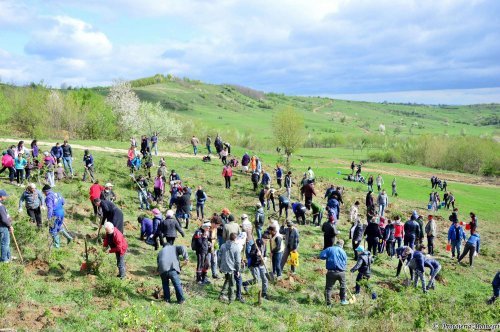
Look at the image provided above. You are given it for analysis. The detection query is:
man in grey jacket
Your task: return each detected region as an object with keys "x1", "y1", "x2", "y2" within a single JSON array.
[
  {"x1": 18, "y1": 183, "x2": 44, "y2": 228},
  {"x1": 0, "y1": 190, "x2": 13, "y2": 262},
  {"x1": 157, "y1": 243, "x2": 189, "y2": 304},
  {"x1": 218, "y1": 233, "x2": 242, "y2": 303}
]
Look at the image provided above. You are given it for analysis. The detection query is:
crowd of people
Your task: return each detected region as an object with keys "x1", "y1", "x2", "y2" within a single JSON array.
[{"x1": 0, "y1": 136, "x2": 497, "y2": 308}]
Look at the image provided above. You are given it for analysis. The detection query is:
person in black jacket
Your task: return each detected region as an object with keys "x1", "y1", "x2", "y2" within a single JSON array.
[
  {"x1": 365, "y1": 191, "x2": 375, "y2": 222},
  {"x1": 404, "y1": 214, "x2": 420, "y2": 249},
  {"x1": 350, "y1": 247, "x2": 376, "y2": 299},
  {"x1": 350, "y1": 219, "x2": 364, "y2": 260},
  {"x1": 364, "y1": 218, "x2": 382, "y2": 256},
  {"x1": 384, "y1": 219, "x2": 396, "y2": 258},
  {"x1": 94, "y1": 198, "x2": 124, "y2": 233},
  {"x1": 175, "y1": 188, "x2": 191, "y2": 229},
  {"x1": 61, "y1": 140, "x2": 74, "y2": 177},
  {"x1": 251, "y1": 171, "x2": 260, "y2": 191},
  {"x1": 193, "y1": 223, "x2": 211, "y2": 284},
  {"x1": 242, "y1": 238, "x2": 268, "y2": 299},
  {"x1": 322, "y1": 215, "x2": 339, "y2": 249},
  {"x1": 278, "y1": 194, "x2": 289, "y2": 219},
  {"x1": 154, "y1": 210, "x2": 185, "y2": 248}
]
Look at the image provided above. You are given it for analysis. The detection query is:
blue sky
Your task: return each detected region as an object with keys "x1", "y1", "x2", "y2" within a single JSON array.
[{"x1": 1, "y1": 0, "x2": 500, "y2": 104}]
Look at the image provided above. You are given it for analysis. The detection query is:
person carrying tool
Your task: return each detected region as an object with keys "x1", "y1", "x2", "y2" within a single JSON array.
[
  {"x1": 42, "y1": 185, "x2": 73, "y2": 248},
  {"x1": 242, "y1": 238, "x2": 269, "y2": 300},
  {"x1": 320, "y1": 239, "x2": 349, "y2": 306},
  {"x1": 351, "y1": 246, "x2": 377, "y2": 299}
]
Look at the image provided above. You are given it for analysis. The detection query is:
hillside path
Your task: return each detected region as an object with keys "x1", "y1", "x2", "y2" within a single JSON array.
[
  {"x1": 312, "y1": 100, "x2": 333, "y2": 113},
  {"x1": 0, "y1": 138, "x2": 198, "y2": 159}
]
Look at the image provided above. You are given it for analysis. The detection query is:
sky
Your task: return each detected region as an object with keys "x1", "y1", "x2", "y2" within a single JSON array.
[{"x1": 1, "y1": 0, "x2": 500, "y2": 104}]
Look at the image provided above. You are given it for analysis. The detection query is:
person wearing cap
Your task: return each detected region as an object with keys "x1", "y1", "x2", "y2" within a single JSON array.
[
  {"x1": 100, "y1": 183, "x2": 117, "y2": 202},
  {"x1": 425, "y1": 215, "x2": 437, "y2": 255},
  {"x1": 61, "y1": 140, "x2": 74, "y2": 176},
  {"x1": 157, "y1": 241, "x2": 188, "y2": 304},
  {"x1": 458, "y1": 231, "x2": 480, "y2": 267},
  {"x1": 82, "y1": 149, "x2": 95, "y2": 182},
  {"x1": 424, "y1": 257, "x2": 441, "y2": 290},
  {"x1": 94, "y1": 199, "x2": 124, "y2": 234},
  {"x1": 291, "y1": 202, "x2": 307, "y2": 225},
  {"x1": 103, "y1": 222, "x2": 128, "y2": 279},
  {"x1": 19, "y1": 183, "x2": 44, "y2": 228},
  {"x1": 280, "y1": 220, "x2": 300, "y2": 274},
  {"x1": 408, "y1": 244, "x2": 427, "y2": 293},
  {"x1": 43, "y1": 185, "x2": 72, "y2": 247},
  {"x1": 447, "y1": 220, "x2": 466, "y2": 259},
  {"x1": 192, "y1": 222, "x2": 211, "y2": 284},
  {"x1": 350, "y1": 246, "x2": 377, "y2": 299},
  {"x1": 320, "y1": 239, "x2": 348, "y2": 306},
  {"x1": 195, "y1": 186, "x2": 208, "y2": 220},
  {"x1": 254, "y1": 203, "x2": 265, "y2": 240},
  {"x1": 403, "y1": 212, "x2": 421, "y2": 250},
  {"x1": 154, "y1": 210, "x2": 185, "y2": 248},
  {"x1": 0, "y1": 189, "x2": 13, "y2": 262},
  {"x1": 223, "y1": 215, "x2": 241, "y2": 243},
  {"x1": 89, "y1": 180, "x2": 105, "y2": 222}
]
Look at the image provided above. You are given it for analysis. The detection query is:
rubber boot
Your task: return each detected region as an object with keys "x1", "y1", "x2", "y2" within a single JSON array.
[
  {"x1": 202, "y1": 272, "x2": 211, "y2": 285},
  {"x1": 196, "y1": 272, "x2": 202, "y2": 284},
  {"x1": 487, "y1": 296, "x2": 497, "y2": 305}
]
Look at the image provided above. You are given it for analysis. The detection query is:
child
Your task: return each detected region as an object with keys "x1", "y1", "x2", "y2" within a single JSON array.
[
  {"x1": 14, "y1": 153, "x2": 27, "y2": 186},
  {"x1": 43, "y1": 152, "x2": 56, "y2": 187},
  {"x1": 55, "y1": 163, "x2": 66, "y2": 181},
  {"x1": 25, "y1": 155, "x2": 33, "y2": 182}
]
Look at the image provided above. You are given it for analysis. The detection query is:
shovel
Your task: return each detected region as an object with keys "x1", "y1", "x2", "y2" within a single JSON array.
[
  {"x1": 10, "y1": 229, "x2": 24, "y2": 264},
  {"x1": 347, "y1": 273, "x2": 357, "y2": 303}
]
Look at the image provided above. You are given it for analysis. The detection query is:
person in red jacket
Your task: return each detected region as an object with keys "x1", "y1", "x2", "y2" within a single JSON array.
[
  {"x1": 103, "y1": 222, "x2": 128, "y2": 279},
  {"x1": 222, "y1": 164, "x2": 233, "y2": 189},
  {"x1": 89, "y1": 180, "x2": 105, "y2": 222},
  {"x1": 394, "y1": 216, "x2": 404, "y2": 249}
]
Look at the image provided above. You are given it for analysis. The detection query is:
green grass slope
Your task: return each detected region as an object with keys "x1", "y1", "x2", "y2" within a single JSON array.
[{"x1": 0, "y1": 139, "x2": 498, "y2": 331}]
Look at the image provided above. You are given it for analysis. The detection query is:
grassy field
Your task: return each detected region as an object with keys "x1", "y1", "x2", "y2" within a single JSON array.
[
  {"x1": 0, "y1": 138, "x2": 498, "y2": 331},
  {"x1": 129, "y1": 79, "x2": 500, "y2": 143}
]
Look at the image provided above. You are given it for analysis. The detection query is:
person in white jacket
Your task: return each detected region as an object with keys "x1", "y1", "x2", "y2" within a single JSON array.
[{"x1": 350, "y1": 201, "x2": 360, "y2": 223}]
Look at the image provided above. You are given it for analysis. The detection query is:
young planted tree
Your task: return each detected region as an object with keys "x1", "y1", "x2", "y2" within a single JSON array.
[{"x1": 272, "y1": 107, "x2": 305, "y2": 167}]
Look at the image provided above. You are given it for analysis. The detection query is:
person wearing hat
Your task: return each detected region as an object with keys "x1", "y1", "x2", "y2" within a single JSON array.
[
  {"x1": 425, "y1": 215, "x2": 437, "y2": 255},
  {"x1": 151, "y1": 208, "x2": 163, "y2": 238},
  {"x1": 61, "y1": 140, "x2": 74, "y2": 177},
  {"x1": 223, "y1": 214, "x2": 241, "y2": 243},
  {"x1": 0, "y1": 189, "x2": 13, "y2": 262},
  {"x1": 320, "y1": 239, "x2": 348, "y2": 306},
  {"x1": 280, "y1": 219, "x2": 300, "y2": 274},
  {"x1": 254, "y1": 203, "x2": 265, "y2": 240},
  {"x1": 408, "y1": 244, "x2": 427, "y2": 293},
  {"x1": 94, "y1": 198, "x2": 124, "y2": 234},
  {"x1": 447, "y1": 220, "x2": 466, "y2": 259},
  {"x1": 154, "y1": 210, "x2": 185, "y2": 248},
  {"x1": 100, "y1": 183, "x2": 117, "y2": 202},
  {"x1": 192, "y1": 222, "x2": 211, "y2": 284},
  {"x1": 350, "y1": 246, "x2": 377, "y2": 299},
  {"x1": 403, "y1": 212, "x2": 421, "y2": 250},
  {"x1": 103, "y1": 222, "x2": 128, "y2": 279},
  {"x1": 43, "y1": 185, "x2": 72, "y2": 248},
  {"x1": 82, "y1": 149, "x2": 95, "y2": 182},
  {"x1": 322, "y1": 215, "x2": 339, "y2": 250},
  {"x1": 157, "y1": 240, "x2": 188, "y2": 304},
  {"x1": 18, "y1": 183, "x2": 44, "y2": 228}
]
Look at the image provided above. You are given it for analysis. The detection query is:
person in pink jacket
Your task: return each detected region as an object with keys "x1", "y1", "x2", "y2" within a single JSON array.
[{"x1": 222, "y1": 164, "x2": 233, "y2": 189}]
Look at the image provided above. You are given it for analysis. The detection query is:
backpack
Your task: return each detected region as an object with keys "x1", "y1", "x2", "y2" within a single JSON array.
[{"x1": 191, "y1": 232, "x2": 197, "y2": 251}]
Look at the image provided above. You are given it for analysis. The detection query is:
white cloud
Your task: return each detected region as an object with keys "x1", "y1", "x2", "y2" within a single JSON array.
[{"x1": 24, "y1": 16, "x2": 112, "y2": 60}]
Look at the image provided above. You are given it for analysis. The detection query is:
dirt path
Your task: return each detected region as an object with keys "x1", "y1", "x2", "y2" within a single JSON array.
[
  {"x1": 312, "y1": 100, "x2": 333, "y2": 113},
  {"x1": 0, "y1": 138, "x2": 198, "y2": 159},
  {"x1": 330, "y1": 158, "x2": 499, "y2": 187}
]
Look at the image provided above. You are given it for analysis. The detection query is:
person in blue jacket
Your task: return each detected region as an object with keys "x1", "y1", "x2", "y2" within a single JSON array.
[
  {"x1": 50, "y1": 142, "x2": 63, "y2": 164},
  {"x1": 275, "y1": 165, "x2": 283, "y2": 188},
  {"x1": 195, "y1": 186, "x2": 208, "y2": 220},
  {"x1": 319, "y1": 239, "x2": 348, "y2": 306},
  {"x1": 42, "y1": 185, "x2": 72, "y2": 248},
  {"x1": 292, "y1": 202, "x2": 306, "y2": 225},
  {"x1": 458, "y1": 231, "x2": 480, "y2": 266},
  {"x1": 409, "y1": 245, "x2": 426, "y2": 293},
  {"x1": 327, "y1": 195, "x2": 340, "y2": 221},
  {"x1": 447, "y1": 221, "x2": 466, "y2": 259},
  {"x1": 487, "y1": 272, "x2": 500, "y2": 305},
  {"x1": 261, "y1": 170, "x2": 271, "y2": 187},
  {"x1": 424, "y1": 258, "x2": 441, "y2": 290}
]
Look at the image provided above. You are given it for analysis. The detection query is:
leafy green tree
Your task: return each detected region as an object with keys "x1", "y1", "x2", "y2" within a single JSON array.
[{"x1": 272, "y1": 107, "x2": 305, "y2": 165}]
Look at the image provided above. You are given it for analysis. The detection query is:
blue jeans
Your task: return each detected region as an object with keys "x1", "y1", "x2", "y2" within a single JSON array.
[
  {"x1": 451, "y1": 240, "x2": 461, "y2": 258},
  {"x1": 379, "y1": 204, "x2": 386, "y2": 217},
  {"x1": 0, "y1": 227, "x2": 11, "y2": 262},
  {"x1": 138, "y1": 191, "x2": 149, "y2": 209},
  {"x1": 193, "y1": 146, "x2": 198, "y2": 155},
  {"x1": 396, "y1": 237, "x2": 402, "y2": 248},
  {"x1": 404, "y1": 235, "x2": 416, "y2": 249},
  {"x1": 152, "y1": 142, "x2": 158, "y2": 156},
  {"x1": 196, "y1": 203, "x2": 204, "y2": 219},
  {"x1": 255, "y1": 226, "x2": 263, "y2": 240},
  {"x1": 116, "y1": 252, "x2": 126, "y2": 278},
  {"x1": 62, "y1": 157, "x2": 73, "y2": 175},
  {"x1": 272, "y1": 252, "x2": 283, "y2": 277},
  {"x1": 161, "y1": 270, "x2": 185, "y2": 303},
  {"x1": 234, "y1": 271, "x2": 242, "y2": 299}
]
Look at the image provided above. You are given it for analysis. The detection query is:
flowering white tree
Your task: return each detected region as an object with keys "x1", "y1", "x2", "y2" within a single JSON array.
[
  {"x1": 138, "y1": 101, "x2": 182, "y2": 139},
  {"x1": 106, "y1": 80, "x2": 140, "y2": 137}
]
